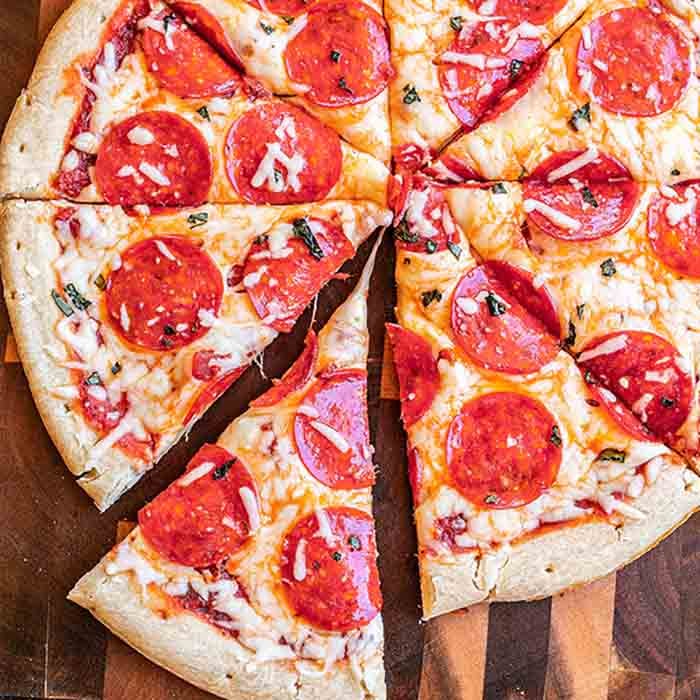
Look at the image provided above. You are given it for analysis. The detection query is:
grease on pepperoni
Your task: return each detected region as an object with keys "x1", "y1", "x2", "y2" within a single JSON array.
[
  {"x1": 139, "y1": 444, "x2": 258, "y2": 567},
  {"x1": 386, "y1": 324, "x2": 439, "y2": 427},
  {"x1": 578, "y1": 331, "x2": 692, "y2": 440},
  {"x1": 523, "y1": 150, "x2": 639, "y2": 241},
  {"x1": 95, "y1": 111, "x2": 212, "y2": 207},
  {"x1": 451, "y1": 261, "x2": 560, "y2": 374},
  {"x1": 243, "y1": 218, "x2": 354, "y2": 333},
  {"x1": 647, "y1": 183, "x2": 700, "y2": 277},
  {"x1": 284, "y1": 0, "x2": 393, "y2": 107},
  {"x1": 446, "y1": 392, "x2": 562, "y2": 508},
  {"x1": 576, "y1": 7, "x2": 691, "y2": 117},
  {"x1": 105, "y1": 236, "x2": 223, "y2": 351},
  {"x1": 280, "y1": 507, "x2": 382, "y2": 632},
  {"x1": 294, "y1": 370, "x2": 374, "y2": 489},
  {"x1": 225, "y1": 102, "x2": 342, "y2": 204},
  {"x1": 141, "y1": 10, "x2": 242, "y2": 99}
]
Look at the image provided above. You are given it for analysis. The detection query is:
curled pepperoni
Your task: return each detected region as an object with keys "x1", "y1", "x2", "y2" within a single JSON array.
[
  {"x1": 438, "y1": 21, "x2": 543, "y2": 129},
  {"x1": 252, "y1": 331, "x2": 318, "y2": 407},
  {"x1": 523, "y1": 150, "x2": 639, "y2": 241},
  {"x1": 95, "y1": 111, "x2": 212, "y2": 207},
  {"x1": 446, "y1": 392, "x2": 562, "y2": 508},
  {"x1": 294, "y1": 370, "x2": 374, "y2": 489},
  {"x1": 474, "y1": 0, "x2": 566, "y2": 26},
  {"x1": 386, "y1": 324, "x2": 439, "y2": 427},
  {"x1": 451, "y1": 261, "x2": 560, "y2": 374},
  {"x1": 647, "y1": 183, "x2": 700, "y2": 278},
  {"x1": 576, "y1": 7, "x2": 691, "y2": 117},
  {"x1": 243, "y1": 218, "x2": 354, "y2": 333},
  {"x1": 185, "y1": 365, "x2": 248, "y2": 424},
  {"x1": 425, "y1": 153, "x2": 482, "y2": 183},
  {"x1": 577, "y1": 331, "x2": 692, "y2": 440},
  {"x1": 139, "y1": 444, "x2": 258, "y2": 567},
  {"x1": 225, "y1": 102, "x2": 342, "y2": 205},
  {"x1": 280, "y1": 507, "x2": 382, "y2": 632},
  {"x1": 284, "y1": 1, "x2": 393, "y2": 107},
  {"x1": 141, "y1": 10, "x2": 242, "y2": 99},
  {"x1": 105, "y1": 236, "x2": 223, "y2": 351}
]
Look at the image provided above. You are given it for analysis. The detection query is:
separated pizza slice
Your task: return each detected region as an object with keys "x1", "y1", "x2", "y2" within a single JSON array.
[
  {"x1": 69, "y1": 239, "x2": 385, "y2": 700},
  {"x1": 432, "y1": 0, "x2": 700, "y2": 182},
  {"x1": 387, "y1": 0, "x2": 593, "y2": 171},
  {"x1": 1, "y1": 198, "x2": 390, "y2": 509},
  {"x1": 164, "y1": 0, "x2": 394, "y2": 163},
  {"x1": 0, "y1": 0, "x2": 388, "y2": 206},
  {"x1": 388, "y1": 178, "x2": 700, "y2": 618}
]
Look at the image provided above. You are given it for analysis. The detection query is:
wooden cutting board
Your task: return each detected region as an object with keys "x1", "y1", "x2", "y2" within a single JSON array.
[{"x1": 1, "y1": 2, "x2": 699, "y2": 699}]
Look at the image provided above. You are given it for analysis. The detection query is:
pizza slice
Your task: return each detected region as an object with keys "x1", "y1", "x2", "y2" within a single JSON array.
[
  {"x1": 68, "y1": 240, "x2": 385, "y2": 700},
  {"x1": 165, "y1": 0, "x2": 394, "y2": 163},
  {"x1": 1, "y1": 198, "x2": 390, "y2": 509},
  {"x1": 388, "y1": 178, "x2": 700, "y2": 617},
  {"x1": 387, "y1": 0, "x2": 593, "y2": 171},
  {"x1": 432, "y1": 0, "x2": 700, "y2": 182},
  {"x1": 0, "y1": 0, "x2": 389, "y2": 206}
]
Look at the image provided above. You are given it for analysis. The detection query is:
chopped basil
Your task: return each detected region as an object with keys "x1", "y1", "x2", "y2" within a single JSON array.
[
  {"x1": 576, "y1": 302, "x2": 586, "y2": 320},
  {"x1": 393, "y1": 217, "x2": 419, "y2": 244},
  {"x1": 421, "y1": 289, "x2": 442, "y2": 307},
  {"x1": 568, "y1": 102, "x2": 591, "y2": 131},
  {"x1": 447, "y1": 240, "x2": 462, "y2": 260},
  {"x1": 197, "y1": 105, "x2": 211, "y2": 121},
  {"x1": 331, "y1": 551, "x2": 343, "y2": 562},
  {"x1": 273, "y1": 168, "x2": 283, "y2": 184},
  {"x1": 671, "y1": 168, "x2": 680, "y2": 176},
  {"x1": 213, "y1": 459, "x2": 236, "y2": 480},
  {"x1": 563, "y1": 320, "x2": 576, "y2": 347},
  {"x1": 187, "y1": 212, "x2": 209, "y2": 228},
  {"x1": 425, "y1": 239, "x2": 438, "y2": 254},
  {"x1": 348, "y1": 535, "x2": 362, "y2": 550},
  {"x1": 450, "y1": 15, "x2": 463, "y2": 30},
  {"x1": 550, "y1": 424, "x2": 562, "y2": 447},
  {"x1": 583, "y1": 369, "x2": 595, "y2": 384},
  {"x1": 94, "y1": 273, "x2": 106, "y2": 290},
  {"x1": 600, "y1": 258, "x2": 617, "y2": 277},
  {"x1": 338, "y1": 77, "x2": 353, "y2": 94},
  {"x1": 491, "y1": 182, "x2": 507, "y2": 194},
  {"x1": 330, "y1": 49, "x2": 341, "y2": 62},
  {"x1": 111, "y1": 362, "x2": 122, "y2": 375},
  {"x1": 293, "y1": 218, "x2": 324, "y2": 260},
  {"x1": 51, "y1": 290, "x2": 74, "y2": 317},
  {"x1": 402, "y1": 84, "x2": 421, "y2": 105},
  {"x1": 599, "y1": 448, "x2": 626, "y2": 463},
  {"x1": 484, "y1": 493, "x2": 499, "y2": 505},
  {"x1": 65, "y1": 283, "x2": 91, "y2": 311},
  {"x1": 661, "y1": 396, "x2": 676, "y2": 408},
  {"x1": 163, "y1": 13, "x2": 176, "y2": 32},
  {"x1": 163, "y1": 324, "x2": 176, "y2": 336},
  {"x1": 282, "y1": 15, "x2": 295, "y2": 24},
  {"x1": 260, "y1": 21, "x2": 275, "y2": 34},
  {"x1": 509, "y1": 59, "x2": 523, "y2": 79},
  {"x1": 85, "y1": 371, "x2": 101, "y2": 386},
  {"x1": 485, "y1": 291, "x2": 506, "y2": 316},
  {"x1": 255, "y1": 234, "x2": 269, "y2": 246},
  {"x1": 581, "y1": 186, "x2": 598, "y2": 208}
]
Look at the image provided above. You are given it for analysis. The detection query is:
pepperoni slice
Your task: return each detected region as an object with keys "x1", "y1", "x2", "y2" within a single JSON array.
[
  {"x1": 252, "y1": 331, "x2": 318, "y2": 408},
  {"x1": 280, "y1": 507, "x2": 382, "y2": 632},
  {"x1": 225, "y1": 102, "x2": 342, "y2": 205},
  {"x1": 105, "y1": 236, "x2": 223, "y2": 351},
  {"x1": 95, "y1": 111, "x2": 212, "y2": 207},
  {"x1": 185, "y1": 365, "x2": 248, "y2": 424},
  {"x1": 283, "y1": 0, "x2": 393, "y2": 107},
  {"x1": 523, "y1": 150, "x2": 639, "y2": 241},
  {"x1": 141, "y1": 10, "x2": 242, "y2": 99},
  {"x1": 139, "y1": 444, "x2": 258, "y2": 567},
  {"x1": 386, "y1": 324, "x2": 439, "y2": 427},
  {"x1": 451, "y1": 262, "x2": 560, "y2": 374},
  {"x1": 577, "y1": 331, "x2": 692, "y2": 440},
  {"x1": 243, "y1": 218, "x2": 354, "y2": 333},
  {"x1": 473, "y1": 0, "x2": 566, "y2": 26},
  {"x1": 438, "y1": 21, "x2": 543, "y2": 129},
  {"x1": 447, "y1": 392, "x2": 562, "y2": 509},
  {"x1": 294, "y1": 370, "x2": 373, "y2": 489},
  {"x1": 576, "y1": 7, "x2": 691, "y2": 117},
  {"x1": 79, "y1": 375, "x2": 127, "y2": 432},
  {"x1": 246, "y1": 0, "x2": 313, "y2": 17},
  {"x1": 647, "y1": 183, "x2": 700, "y2": 278}
]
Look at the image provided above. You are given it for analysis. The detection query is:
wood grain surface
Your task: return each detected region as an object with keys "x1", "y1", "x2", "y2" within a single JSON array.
[{"x1": 0, "y1": 2, "x2": 699, "y2": 699}]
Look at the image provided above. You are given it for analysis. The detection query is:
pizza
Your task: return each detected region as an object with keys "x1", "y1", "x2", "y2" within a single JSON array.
[
  {"x1": 69, "y1": 245, "x2": 386, "y2": 699},
  {"x1": 1, "y1": 199, "x2": 389, "y2": 509},
  {"x1": 389, "y1": 176, "x2": 700, "y2": 617}
]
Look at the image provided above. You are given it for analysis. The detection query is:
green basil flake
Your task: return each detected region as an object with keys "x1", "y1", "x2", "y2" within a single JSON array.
[
  {"x1": 600, "y1": 258, "x2": 617, "y2": 277},
  {"x1": 599, "y1": 448, "x2": 626, "y2": 463},
  {"x1": 421, "y1": 289, "x2": 442, "y2": 307},
  {"x1": 213, "y1": 459, "x2": 236, "y2": 480},
  {"x1": 187, "y1": 212, "x2": 209, "y2": 228},
  {"x1": 282, "y1": 15, "x2": 295, "y2": 23},
  {"x1": 509, "y1": 59, "x2": 523, "y2": 79},
  {"x1": 293, "y1": 218, "x2": 324, "y2": 260},
  {"x1": 671, "y1": 168, "x2": 680, "y2": 177},
  {"x1": 583, "y1": 369, "x2": 595, "y2": 384},
  {"x1": 393, "y1": 217, "x2": 419, "y2": 244},
  {"x1": 485, "y1": 291, "x2": 506, "y2": 316},
  {"x1": 260, "y1": 20, "x2": 275, "y2": 34},
  {"x1": 550, "y1": 424, "x2": 562, "y2": 447},
  {"x1": 563, "y1": 319, "x2": 577, "y2": 347},
  {"x1": 331, "y1": 551, "x2": 343, "y2": 562},
  {"x1": 449, "y1": 15, "x2": 463, "y2": 30},
  {"x1": 197, "y1": 105, "x2": 211, "y2": 121},
  {"x1": 484, "y1": 493, "x2": 499, "y2": 505},
  {"x1": 65, "y1": 283, "x2": 91, "y2": 311},
  {"x1": 330, "y1": 49, "x2": 341, "y2": 62},
  {"x1": 661, "y1": 396, "x2": 676, "y2": 408},
  {"x1": 576, "y1": 302, "x2": 586, "y2": 320},
  {"x1": 447, "y1": 240, "x2": 462, "y2": 260},
  {"x1": 581, "y1": 186, "x2": 598, "y2": 208},
  {"x1": 163, "y1": 324, "x2": 176, "y2": 336},
  {"x1": 255, "y1": 234, "x2": 269, "y2": 246},
  {"x1": 402, "y1": 84, "x2": 421, "y2": 105},
  {"x1": 568, "y1": 102, "x2": 591, "y2": 131},
  {"x1": 348, "y1": 535, "x2": 362, "y2": 550},
  {"x1": 425, "y1": 239, "x2": 438, "y2": 254},
  {"x1": 163, "y1": 13, "x2": 176, "y2": 32},
  {"x1": 94, "y1": 273, "x2": 106, "y2": 291},
  {"x1": 85, "y1": 371, "x2": 101, "y2": 386},
  {"x1": 338, "y1": 77, "x2": 353, "y2": 94},
  {"x1": 111, "y1": 362, "x2": 122, "y2": 375},
  {"x1": 491, "y1": 182, "x2": 507, "y2": 194},
  {"x1": 51, "y1": 290, "x2": 74, "y2": 317}
]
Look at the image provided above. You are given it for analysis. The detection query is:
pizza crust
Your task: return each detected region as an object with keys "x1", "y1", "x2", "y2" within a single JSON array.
[{"x1": 420, "y1": 459, "x2": 700, "y2": 618}]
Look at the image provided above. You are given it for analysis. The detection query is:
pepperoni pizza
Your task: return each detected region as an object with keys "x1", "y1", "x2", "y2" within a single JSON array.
[{"x1": 69, "y1": 246, "x2": 386, "y2": 698}]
